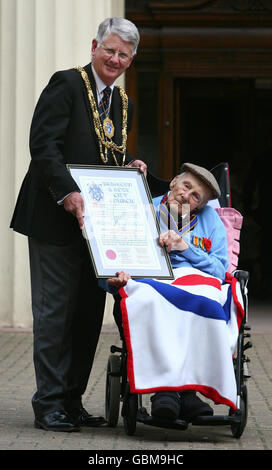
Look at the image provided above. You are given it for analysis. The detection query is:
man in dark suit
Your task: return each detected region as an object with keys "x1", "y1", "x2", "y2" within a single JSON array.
[{"x1": 10, "y1": 17, "x2": 146, "y2": 432}]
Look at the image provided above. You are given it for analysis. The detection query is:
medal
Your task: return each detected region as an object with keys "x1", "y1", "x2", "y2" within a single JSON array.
[{"x1": 103, "y1": 117, "x2": 115, "y2": 139}]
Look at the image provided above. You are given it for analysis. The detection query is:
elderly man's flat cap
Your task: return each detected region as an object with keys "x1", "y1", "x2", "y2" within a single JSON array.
[{"x1": 180, "y1": 162, "x2": 221, "y2": 199}]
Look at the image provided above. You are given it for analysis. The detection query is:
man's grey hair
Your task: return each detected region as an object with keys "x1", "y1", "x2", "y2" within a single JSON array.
[{"x1": 96, "y1": 17, "x2": 140, "y2": 55}]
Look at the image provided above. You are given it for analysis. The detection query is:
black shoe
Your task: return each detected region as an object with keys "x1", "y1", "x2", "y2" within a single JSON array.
[
  {"x1": 34, "y1": 410, "x2": 80, "y2": 432},
  {"x1": 151, "y1": 392, "x2": 181, "y2": 420},
  {"x1": 179, "y1": 391, "x2": 213, "y2": 422},
  {"x1": 67, "y1": 406, "x2": 106, "y2": 427}
]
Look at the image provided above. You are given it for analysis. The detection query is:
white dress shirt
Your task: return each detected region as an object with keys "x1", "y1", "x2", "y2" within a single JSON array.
[{"x1": 91, "y1": 64, "x2": 115, "y2": 107}]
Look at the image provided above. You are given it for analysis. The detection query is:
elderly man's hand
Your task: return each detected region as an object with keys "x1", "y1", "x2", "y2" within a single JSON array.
[
  {"x1": 159, "y1": 230, "x2": 188, "y2": 253},
  {"x1": 63, "y1": 191, "x2": 85, "y2": 229},
  {"x1": 107, "y1": 271, "x2": 131, "y2": 288},
  {"x1": 126, "y1": 159, "x2": 147, "y2": 176}
]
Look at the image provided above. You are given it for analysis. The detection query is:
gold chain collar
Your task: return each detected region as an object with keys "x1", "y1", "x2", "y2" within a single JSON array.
[{"x1": 74, "y1": 66, "x2": 128, "y2": 166}]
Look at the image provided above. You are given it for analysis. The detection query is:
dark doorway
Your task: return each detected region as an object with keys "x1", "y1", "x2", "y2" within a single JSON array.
[{"x1": 175, "y1": 78, "x2": 255, "y2": 212}]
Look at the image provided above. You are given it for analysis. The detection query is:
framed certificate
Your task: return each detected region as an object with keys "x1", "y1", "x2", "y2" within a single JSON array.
[{"x1": 67, "y1": 165, "x2": 174, "y2": 279}]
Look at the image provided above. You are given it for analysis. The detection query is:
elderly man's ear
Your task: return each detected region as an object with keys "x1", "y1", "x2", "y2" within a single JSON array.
[{"x1": 169, "y1": 176, "x2": 179, "y2": 190}]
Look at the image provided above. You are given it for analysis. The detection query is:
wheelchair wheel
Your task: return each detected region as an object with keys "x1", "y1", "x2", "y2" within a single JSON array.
[
  {"x1": 231, "y1": 384, "x2": 248, "y2": 439},
  {"x1": 105, "y1": 354, "x2": 121, "y2": 427},
  {"x1": 123, "y1": 388, "x2": 138, "y2": 436}
]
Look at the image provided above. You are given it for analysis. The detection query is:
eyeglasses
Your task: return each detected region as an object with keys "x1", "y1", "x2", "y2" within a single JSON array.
[{"x1": 100, "y1": 44, "x2": 132, "y2": 62}]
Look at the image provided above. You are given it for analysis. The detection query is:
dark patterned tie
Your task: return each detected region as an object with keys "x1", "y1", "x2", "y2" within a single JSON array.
[{"x1": 98, "y1": 86, "x2": 112, "y2": 122}]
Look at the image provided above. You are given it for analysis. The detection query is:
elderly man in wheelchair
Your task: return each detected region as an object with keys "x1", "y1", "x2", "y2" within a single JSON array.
[{"x1": 103, "y1": 163, "x2": 246, "y2": 428}]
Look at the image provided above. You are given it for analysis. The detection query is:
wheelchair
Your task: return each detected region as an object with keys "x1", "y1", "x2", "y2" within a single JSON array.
[{"x1": 104, "y1": 163, "x2": 251, "y2": 439}]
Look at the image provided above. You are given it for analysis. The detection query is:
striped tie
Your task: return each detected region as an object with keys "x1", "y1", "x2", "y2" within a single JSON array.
[{"x1": 98, "y1": 86, "x2": 112, "y2": 122}]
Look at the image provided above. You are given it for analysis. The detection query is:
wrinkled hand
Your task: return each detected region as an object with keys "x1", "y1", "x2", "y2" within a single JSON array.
[
  {"x1": 159, "y1": 230, "x2": 188, "y2": 253},
  {"x1": 126, "y1": 159, "x2": 147, "y2": 176},
  {"x1": 63, "y1": 191, "x2": 85, "y2": 229},
  {"x1": 107, "y1": 271, "x2": 131, "y2": 288}
]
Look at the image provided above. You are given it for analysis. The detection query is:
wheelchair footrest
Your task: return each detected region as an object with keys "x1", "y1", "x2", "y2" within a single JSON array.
[
  {"x1": 191, "y1": 414, "x2": 241, "y2": 426},
  {"x1": 136, "y1": 407, "x2": 188, "y2": 430}
]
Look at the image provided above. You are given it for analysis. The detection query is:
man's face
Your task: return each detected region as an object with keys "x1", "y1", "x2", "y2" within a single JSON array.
[
  {"x1": 91, "y1": 33, "x2": 135, "y2": 85},
  {"x1": 168, "y1": 172, "x2": 211, "y2": 215}
]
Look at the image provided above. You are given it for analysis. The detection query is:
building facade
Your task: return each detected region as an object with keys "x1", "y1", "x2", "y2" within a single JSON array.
[{"x1": 2, "y1": 0, "x2": 272, "y2": 327}]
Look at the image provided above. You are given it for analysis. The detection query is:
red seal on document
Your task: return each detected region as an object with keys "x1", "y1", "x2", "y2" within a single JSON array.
[{"x1": 106, "y1": 249, "x2": 117, "y2": 260}]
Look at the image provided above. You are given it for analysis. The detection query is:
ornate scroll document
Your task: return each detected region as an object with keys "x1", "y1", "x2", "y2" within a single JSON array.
[{"x1": 67, "y1": 165, "x2": 173, "y2": 279}]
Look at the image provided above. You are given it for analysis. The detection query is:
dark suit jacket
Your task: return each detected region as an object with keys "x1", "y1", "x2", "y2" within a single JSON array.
[{"x1": 10, "y1": 63, "x2": 134, "y2": 245}]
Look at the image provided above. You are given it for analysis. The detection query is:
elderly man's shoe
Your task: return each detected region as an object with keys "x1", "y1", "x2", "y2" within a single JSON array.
[
  {"x1": 35, "y1": 410, "x2": 80, "y2": 432},
  {"x1": 179, "y1": 391, "x2": 213, "y2": 422},
  {"x1": 151, "y1": 392, "x2": 181, "y2": 420},
  {"x1": 67, "y1": 406, "x2": 106, "y2": 427}
]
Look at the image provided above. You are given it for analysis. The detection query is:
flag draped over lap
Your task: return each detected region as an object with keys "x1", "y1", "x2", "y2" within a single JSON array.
[{"x1": 119, "y1": 267, "x2": 244, "y2": 410}]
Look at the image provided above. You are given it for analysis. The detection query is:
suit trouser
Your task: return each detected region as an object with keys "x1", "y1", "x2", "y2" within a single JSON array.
[{"x1": 28, "y1": 236, "x2": 106, "y2": 418}]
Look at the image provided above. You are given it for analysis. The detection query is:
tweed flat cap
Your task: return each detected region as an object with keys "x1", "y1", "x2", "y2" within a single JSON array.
[{"x1": 180, "y1": 162, "x2": 221, "y2": 199}]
